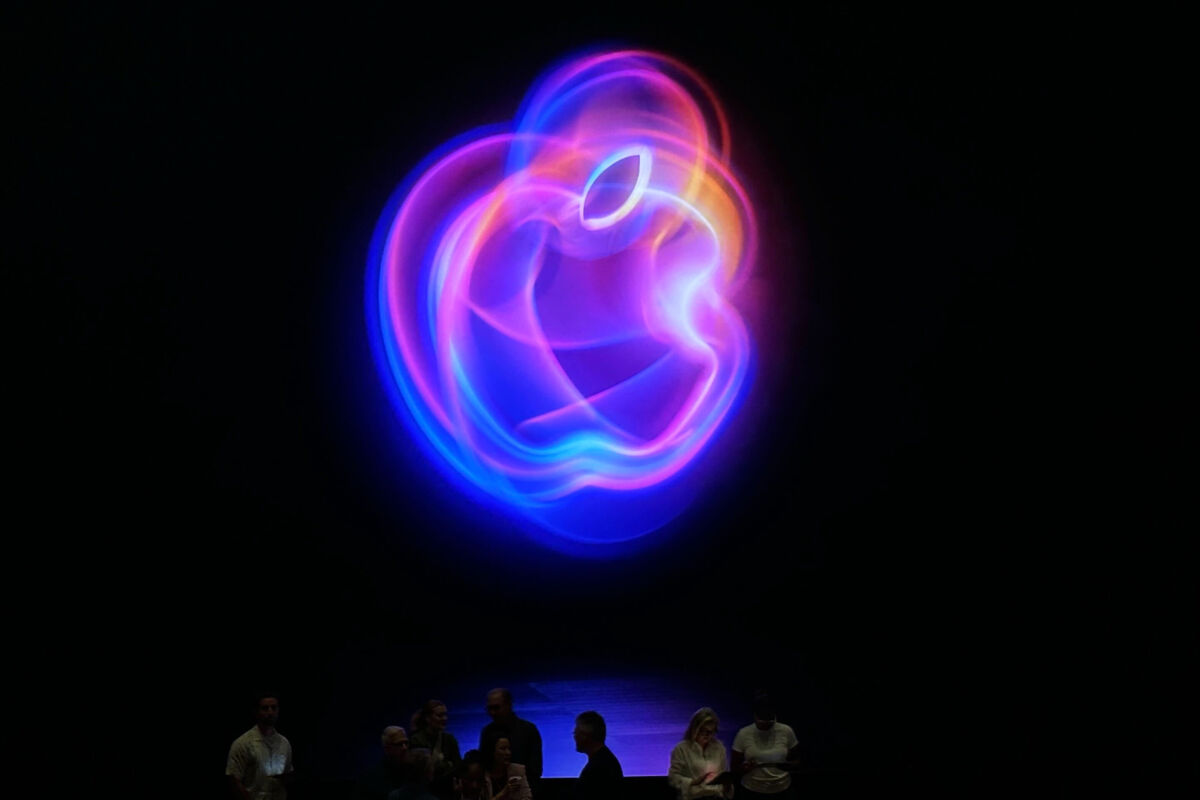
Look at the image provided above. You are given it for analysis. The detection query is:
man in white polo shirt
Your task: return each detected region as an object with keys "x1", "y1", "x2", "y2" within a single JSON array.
[{"x1": 227, "y1": 692, "x2": 294, "y2": 800}]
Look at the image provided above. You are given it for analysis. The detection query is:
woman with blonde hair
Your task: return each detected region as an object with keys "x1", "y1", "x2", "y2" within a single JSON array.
[{"x1": 668, "y1": 707, "x2": 734, "y2": 799}]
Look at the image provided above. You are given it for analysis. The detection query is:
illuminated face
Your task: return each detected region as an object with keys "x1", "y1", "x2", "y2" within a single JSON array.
[
  {"x1": 494, "y1": 737, "x2": 512, "y2": 767},
  {"x1": 695, "y1": 722, "x2": 717, "y2": 747},
  {"x1": 485, "y1": 692, "x2": 510, "y2": 721},
  {"x1": 255, "y1": 698, "x2": 279, "y2": 728},
  {"x1": 430, "y1": 704, "x2": 448, "y2": 731}
]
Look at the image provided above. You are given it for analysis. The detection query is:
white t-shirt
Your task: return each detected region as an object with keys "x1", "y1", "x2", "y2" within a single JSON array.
[
  {"x1": 226, "y1": 726, "x2": 294, "y2": 800},
  {"x1": 732, "y1": 722, "x2": 798, "y2": 794}
]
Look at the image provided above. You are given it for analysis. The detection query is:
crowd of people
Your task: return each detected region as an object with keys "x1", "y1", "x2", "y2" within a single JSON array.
[{"x1": 226, "y1": 690, "x2": 802, "y2": 800}]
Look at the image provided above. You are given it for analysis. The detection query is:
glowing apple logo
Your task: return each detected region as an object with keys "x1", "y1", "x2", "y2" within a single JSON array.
[{"x1": 368, "y1": 50, "x2": 758, "y2": 546}]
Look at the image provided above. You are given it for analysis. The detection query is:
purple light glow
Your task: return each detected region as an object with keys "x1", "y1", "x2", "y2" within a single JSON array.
[{"x1": 369, "y1": 50, "x2": 759, "y2": 546}]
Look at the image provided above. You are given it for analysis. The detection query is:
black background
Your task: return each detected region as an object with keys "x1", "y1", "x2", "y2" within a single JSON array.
[{"x1": 14, "y1": 4, "x2": 1191, "y2": 795}]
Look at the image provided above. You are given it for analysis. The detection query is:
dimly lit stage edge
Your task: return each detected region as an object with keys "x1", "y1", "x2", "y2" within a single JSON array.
[
  {"x1": 277, "y1": 665, "x2": 866, "y2": 799},
  {"x1": 353, "y1": 673, "x2": 744, "y2": 779}
]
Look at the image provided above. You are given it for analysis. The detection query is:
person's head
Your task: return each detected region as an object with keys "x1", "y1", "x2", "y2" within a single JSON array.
[
  {"x1": 405, "y1": 748, "x2": 434, "y2": 785},
  {"x1": 485, "y1": 688, "x2": 513, "y2": 722},
  {"x1": 493, "y1": 737, "x2": 512, "y2": 768},
  {"x1": 752, "y1": 693, "x2": 776, "y2": 730},
  {"x1": 381, "y1": 726, "x2": 410, "y2": 764},
  {"x1": 412, "y1": 699, "x2": 449, "y2": 733},
  {"x1": 573, "y1": 710, "x2": 606, "y2": 754},
  {"x1": 685, "y1": 707, "x2": 720, "y2": 747},
  {"x1": 253, "y1": 692, "x2": 280, "y2": 730},
  {"x1": 480, "y1": 729, "x2": 513, "y2": 771},
  {"x1": 457, "y1": 751, "x2": 486, "y2": 798}
]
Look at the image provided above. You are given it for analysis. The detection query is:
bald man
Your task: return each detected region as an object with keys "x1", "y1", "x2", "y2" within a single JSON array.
[{"x1": 479, "y1": 688, "x2": 543, "y2": 787}]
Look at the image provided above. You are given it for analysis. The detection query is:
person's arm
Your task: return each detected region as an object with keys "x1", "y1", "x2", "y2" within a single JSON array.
[
  {"x1": 282, "y1": 743, "x2": 296, "y2": 788},
  {"x1": 508, "y1": 764, "x2": 533, "y2": 800},
  {"x1": 769, "y1": 743, "x2": 803, "y2": 771},
  {"x1": 491, "y1": 772, "x2": 527, "y2": 800},
  {"x1": 667, "y1": 743, "x2": 691, "y2": 793},
  {"x1": 719, "y1": 743, "x2": 734, "y2": 799},
  {"x1": 226, "y1": 741, "x2": 253, "y2": 800},
  {"x1": 668, "y1": 744, "x2": 716, "y2": 798},
  {"x1": 778, "y1": 725, "x2": 801, "y2": 769},
  {"x1": 731, "y1": 749, "x2": 758, "y2": 775},
  {"x1": 227, "y1": 775, "x2": 253, "y2": 800},
  {"x1": 730, "y1": 727, "x2": 758, "y2": 777}
]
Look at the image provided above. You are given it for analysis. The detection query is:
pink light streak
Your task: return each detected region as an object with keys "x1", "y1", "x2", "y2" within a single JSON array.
[{"x1": 371, "y1": 50, "x2": 759, "y2": 543}]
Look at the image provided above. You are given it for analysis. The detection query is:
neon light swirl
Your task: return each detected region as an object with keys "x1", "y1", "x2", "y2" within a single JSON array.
[{"x1": 369, "y1": 50, "x2": 757, "y2": 544}]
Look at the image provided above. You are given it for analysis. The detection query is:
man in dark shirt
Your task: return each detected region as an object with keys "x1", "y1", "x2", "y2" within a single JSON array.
[
  {"x1": 389, "y1": 748, "x2": 439, "y2": 800},
  {"x1": 355, "y1": 726, "x2": 410, "y2": 800},
  {"x1": 479, "y1": 688, "x2": 543, "y2": 786},
  {"x1": 573, "y1": 710, "x2": 622, "y2": 799}
]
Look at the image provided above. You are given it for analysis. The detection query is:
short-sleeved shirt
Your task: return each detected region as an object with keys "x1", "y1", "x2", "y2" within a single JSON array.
[
  {"x1": 732, "y1": 723, "x2": 797, "y2": 794},
  {"x1": 227, "y1": 726, "x2": 294, "y2": 800}
]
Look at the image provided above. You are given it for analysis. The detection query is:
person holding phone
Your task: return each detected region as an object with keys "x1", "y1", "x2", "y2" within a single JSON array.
[
  {"x1": 480, "y1": 731, "x2": 532, "y2": 799},
  {"x1": 669, "y1": 707, "x2": 734, "y2": 799},
  {"x1": 730, "y1": 694, "x2": 800, "y2": 798}
]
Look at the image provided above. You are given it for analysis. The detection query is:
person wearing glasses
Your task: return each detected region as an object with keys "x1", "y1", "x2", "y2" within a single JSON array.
[
  {"x1": 669, "y1": 707, "x2": 734, "y2": 799},
  {"x1": 356, "y1": 726, "x2": 411, "y2": 800}
]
